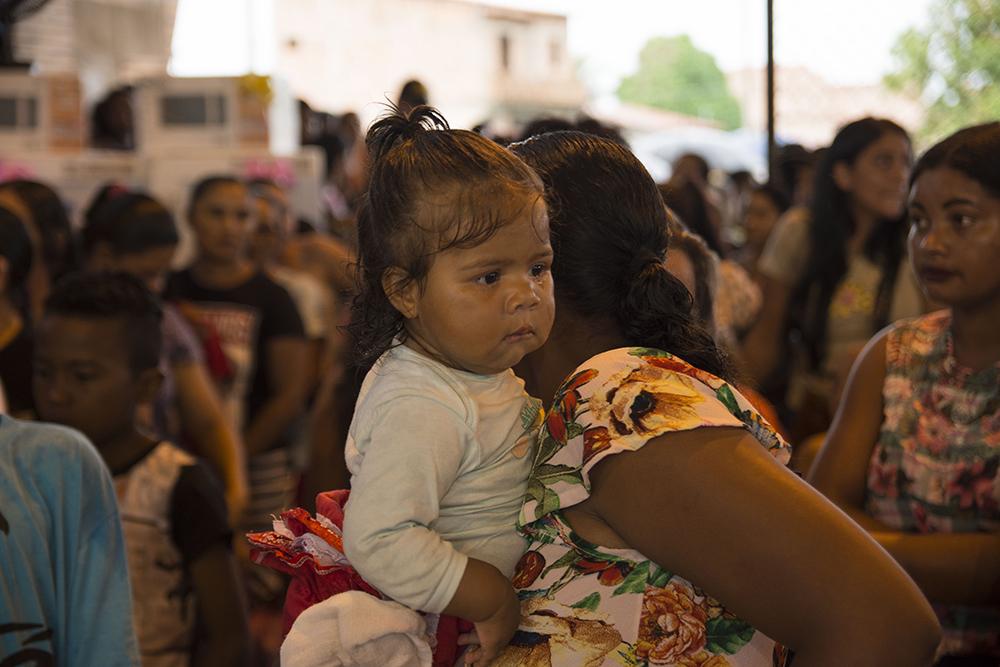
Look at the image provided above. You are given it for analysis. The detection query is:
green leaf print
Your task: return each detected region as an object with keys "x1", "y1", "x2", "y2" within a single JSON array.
[
  {"x1": 535, "y1": 463, "x2": 582, "y2": 487},
  {"x1": 526, "y1": 478, "x2": 545, "y2": 505},
  {"x1": 539, "y1": 488, "x2": 562, "y2": 517},
  {"x1": 616, "y1": 643, "x2": 640, "y2": 665},
  {"x1": 705, "y1": 617, "x2": 755, "y2": 654},
  {"x1": 630, "y1": 347, "x2": 669, "y2": 358},
  {"x1": 647, "y1": 566, "x2": 673, "y2": 589},
  {"x1": 535, "y1": 463, "x2": 576, "y2": 477},
  {"x1": 715, "y1": 384, "x2": 741, "y2": 417},
  {"x1": 566, "y1": 421, "x2": 585, "y2": 439},
  {"x1": 520, "y1": 398, "x2": 542, "y2": 430},
  {"x1": 541, "y1": 549, "x2": 580, "y2": 578},
  {"x1": 613, "y1": 560, "x2": 651, "y2": 596},
  {"x1": 535, "y1": 433, "x2": 563, "y2": 467},
  {"x1": 570, "y1": 592, "x2": 602, "y2": 612}
]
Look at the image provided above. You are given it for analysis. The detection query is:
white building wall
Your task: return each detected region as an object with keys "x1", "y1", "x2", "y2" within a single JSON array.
[{"x1": 275, "y1": 0, "x2": 584, "y2": 129}]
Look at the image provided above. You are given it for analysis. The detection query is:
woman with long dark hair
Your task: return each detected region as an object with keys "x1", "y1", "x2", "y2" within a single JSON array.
[{"x1": 743, "y1": 117, "x2": 924, "y2": 438}]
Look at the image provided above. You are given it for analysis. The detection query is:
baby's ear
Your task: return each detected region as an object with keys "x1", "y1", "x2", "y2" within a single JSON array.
[{"x1": 382, "y1": 267, "x2": 419, "y2": 319}]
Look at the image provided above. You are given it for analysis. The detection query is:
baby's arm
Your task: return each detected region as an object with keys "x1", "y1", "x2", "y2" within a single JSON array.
[
  {"x1": 342, "y1": 397, "x2": 520, "y2": 661},
  {"x1": 343, "y1": 396, "x2": 475, "y2": 611},
  {"x1": 443, "y1": 559, "x2": 521, "y2": 666}
]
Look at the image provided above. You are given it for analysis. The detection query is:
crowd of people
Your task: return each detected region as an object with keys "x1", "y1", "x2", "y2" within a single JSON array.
[{"x1": 1, "y1": 78, "x2": 998, "y2": 667}]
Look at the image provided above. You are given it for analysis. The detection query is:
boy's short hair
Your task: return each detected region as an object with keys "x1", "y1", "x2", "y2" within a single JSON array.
[{"x1": 44, "y1": 272, "x2": 163, "y2": 373}]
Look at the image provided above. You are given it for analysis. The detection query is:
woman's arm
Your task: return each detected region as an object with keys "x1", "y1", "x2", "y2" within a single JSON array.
[
  {"x1": 873, "y1": 531, "x2": 1000, "y2": 605},
  {"x1": 173, "y1": 361, "x2": 249, "y2": 522},
  {"x1": 588, "y1": 427, "x2": 940, "y2": 666},
  {"x1": 301, "y1": 366, "x2": 352, "y2": 507},
  {"x1": 189, "y1": 546, "x2": 250, "y2": 666},
  {"x1": 740, "y1": 276, "x2": 793, "y2": 385},
  {"x1": 808, "y1": 330, "x2": 890, "y2": 529},
  {"x1": 244, "y1": 337, "x2": 310, "y2": 456},
  {"x1": 811, "y1": 332, "x2": 1000, "y2": 605}
]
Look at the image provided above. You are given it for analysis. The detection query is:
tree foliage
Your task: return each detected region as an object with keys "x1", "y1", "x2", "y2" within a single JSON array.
[
  {"x1": 617, "y1": 35, "x2": 742, "y2": 130},
  {"x1": 885, "y1": 0, "x2": 1000, "y2": 143}
]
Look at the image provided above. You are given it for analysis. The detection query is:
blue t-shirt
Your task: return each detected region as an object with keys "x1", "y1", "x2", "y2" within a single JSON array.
[{"x1": 0, "y1": 416, "x2": 138, "y2": 665}]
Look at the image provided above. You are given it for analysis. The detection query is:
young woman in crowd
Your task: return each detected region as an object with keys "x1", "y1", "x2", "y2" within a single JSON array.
[
  {"x1": 737, "y1": 183, "x2": 790, "y2": 282},
  {"x1": 810, "y1": 122, "x2": 1000, "y2": 664},
  {"x1": 165, "y1": 176, "x2": 309, "y2": 537},
  {"x1": 743, "y1": 118, "x2": 924, "y2": 439},
  {"x1": 484, "y1": 130, "x2": 940, "y2": 666}
]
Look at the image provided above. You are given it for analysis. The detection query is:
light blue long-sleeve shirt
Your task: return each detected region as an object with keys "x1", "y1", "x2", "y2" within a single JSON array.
[
  {"x1": 343, "y1": 344, "x2": 541, "y2": 613},
  {"x1": 0, "y1": 416, "x2": 138, "y2": 666}
]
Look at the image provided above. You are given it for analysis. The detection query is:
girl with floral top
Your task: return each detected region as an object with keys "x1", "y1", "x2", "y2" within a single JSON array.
[
  {"x1": 811, "y1": 122, "x2": 1000, "y2": 663},
  {"x1": 488, "y1": 131, "x2": 940, "y2": 666}
]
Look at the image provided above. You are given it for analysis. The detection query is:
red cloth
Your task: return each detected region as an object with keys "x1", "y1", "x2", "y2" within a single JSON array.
[{"x1": 248, "y1": 489, "x2": 474, "y2": 660}]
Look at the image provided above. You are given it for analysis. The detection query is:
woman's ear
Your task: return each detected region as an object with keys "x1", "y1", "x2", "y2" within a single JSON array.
[
  {"x1": 382, "y1": 267, "x2": 419, "y2": 319},
  {"x1": 832, "y1": 161, "x2": 853, "y2": 192}
]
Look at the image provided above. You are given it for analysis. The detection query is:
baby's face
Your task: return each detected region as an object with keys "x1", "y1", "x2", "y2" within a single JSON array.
[{"x1": 405, "y1": 199, "x2": 555, "y2": 375}]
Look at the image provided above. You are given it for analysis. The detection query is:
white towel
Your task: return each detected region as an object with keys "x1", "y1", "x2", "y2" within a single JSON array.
[{"x1": 280, "y1": 591, "x2": 434, "y2": 667}]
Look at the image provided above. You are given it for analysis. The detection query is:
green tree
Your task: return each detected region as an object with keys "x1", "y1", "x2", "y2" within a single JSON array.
[
  {"x1": 617, "y1": 35, "x2": 742, "y2": 130},
  {"x1": 885, "y1": 0, "x2": 1000, "y2": 144}
]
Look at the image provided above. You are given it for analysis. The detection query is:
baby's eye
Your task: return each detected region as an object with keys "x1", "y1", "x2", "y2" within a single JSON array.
[
  {"x1": 476, "y1": 271, "x2": 501, "y2": 285},
  {"x1": 530, "y1": 263, "x2": 550, "y2": 278}
]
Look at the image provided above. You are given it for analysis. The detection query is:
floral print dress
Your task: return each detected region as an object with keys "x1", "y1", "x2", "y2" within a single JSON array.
[
  {"x1": 494, "y1": 348, "x2": 793, "y2": 667},
  {"x1": 866, "y1": 311, "x2": 1000, "y2": 658}
]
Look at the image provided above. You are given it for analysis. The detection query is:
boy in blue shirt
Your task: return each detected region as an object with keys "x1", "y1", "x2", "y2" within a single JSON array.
[{"x1": 0, "y1": 415, "x2": 138, "y2": 665}]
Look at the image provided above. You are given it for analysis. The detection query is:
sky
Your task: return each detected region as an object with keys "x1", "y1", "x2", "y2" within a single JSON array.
[{"x1": 171, "y1": 0, "x2": 936, "y2": 95}]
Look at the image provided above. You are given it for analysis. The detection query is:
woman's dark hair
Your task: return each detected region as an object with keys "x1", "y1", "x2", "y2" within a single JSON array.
[
  {"x1": 659, "y1": 181, "x2": 725, "y2": 257},
  {"x1": 0, "y1": 179, "x2": 80, "y2": 282},
  {"x1": 520, "y1": 117, "x2": 575, "y2": 142},
  {"x1": 81, "y1": 186, "x2": 179, "y2": 257},
  {"x1": 752, "y1": 183, "x2": 790, "y2": 215},
  {"x1": 774, "y1": 143, "x2": 813, "y2": 204},
  {"x1": 348, "y1": 105, "x2": 545, "y2": 368},
  {"x1": 44, "y1": 271, "x2": 163, "y2": 373},
  {"x1": 509, "y1": 131, "x2": 731, "y2": 380},
  {"x1": 187, "y1": 175, "x2": 244, "y2": 219},
  {"x1": 795, "y1": 117, "x2": 910, "y2": 370},
  {"x1": 910, "y1": 121, "x2": 1000, "y2": 198},
  {"x1": 0, "y1": 206, "x2": 33, "y2": 295}
]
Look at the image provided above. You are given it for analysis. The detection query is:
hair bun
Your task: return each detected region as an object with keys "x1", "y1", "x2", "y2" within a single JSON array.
[{"x1": 366, "y1": 105, "x2": 450, "y2": 164}]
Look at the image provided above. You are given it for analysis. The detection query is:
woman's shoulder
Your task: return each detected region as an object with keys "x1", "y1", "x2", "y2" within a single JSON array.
[
  {"x1": 568, "y1": 347, "x2": 785, "y2": 448},
  {"x1": 520, "y1": 348, "x2": 790, "y2": 527},
  {"x1": 885, "y1": 310, "x2": 951, "y2": 368}
]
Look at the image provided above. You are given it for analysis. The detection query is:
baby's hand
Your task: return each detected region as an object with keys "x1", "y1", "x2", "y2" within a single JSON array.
[{"x1": 461, "y1": 584, "x2": 520, "y2": 666}]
